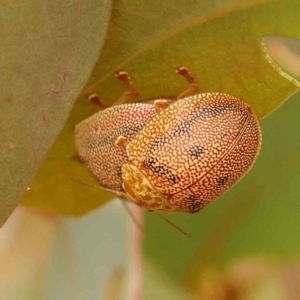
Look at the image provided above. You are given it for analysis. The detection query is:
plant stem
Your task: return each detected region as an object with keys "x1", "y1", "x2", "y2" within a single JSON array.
[{"x1": 127, "y1": 205, "x2": 144, "y2": 300}]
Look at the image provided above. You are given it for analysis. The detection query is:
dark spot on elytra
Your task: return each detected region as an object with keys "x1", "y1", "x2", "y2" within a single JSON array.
[
  {"x1": 173, "y1": 123, "x2": 191, "y2": 135},
  {"x1": 189, "y1": 145, "x2": 204, "y2": 159},
  {"x1": 148, "y1": 137, "x2": 167, "y2": 150},
  {"x1": 188, "y1": 201, "x2": 204, "y2": 213},
  {"x1": 143, "y1": 157, "x2": 180, "y2": 184},
  {"x1": 186, "y1": 194, "x2": 203, "y2": 213},
  {"x1": 122, "y1": 125, "x2": 144, "y2": 137},
  {"x1": 217, "y1": 175, "x2": 229, "y2": 186},
  {"x1": 169, "y1": 173, "x2": 180, "y2": 184}
]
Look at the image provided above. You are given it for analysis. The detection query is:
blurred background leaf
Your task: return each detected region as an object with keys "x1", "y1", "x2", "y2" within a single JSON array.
[
  {"x1": 0, "y1": 0, "x2": 112, "y2": 226},
  {"x1": 0, "y1": 203, "x2": 131, "y2": 300},
  {"x1": 20, "y1": 0, "x2": 300, "y2": 217},
  {"x1": 100, "y1": 268, "x2": 124, "y2": 300},
  {"x1": 181, "y1": 256, "x2": 300, "y2": 300},
  {"x1": 0, "y1": 208, "x2": 57, "y2": 300}
]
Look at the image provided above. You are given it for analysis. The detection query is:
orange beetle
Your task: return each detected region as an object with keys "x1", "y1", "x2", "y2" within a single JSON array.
[{"x1": 75, "y1": 68, "x2": 262, "y2": 213}]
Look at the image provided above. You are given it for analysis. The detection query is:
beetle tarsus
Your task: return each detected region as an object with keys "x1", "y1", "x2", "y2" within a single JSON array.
[
  {"x1": 175, "y1": 66, "x2": 199, "y2": 99},
  {"x1": 113, "y1": 71, "x2": 140, "y2": 106},
  {"x1": 154, "y1": 99, "x2": 169, "y2": 113},
  {"x1": 87, "y1": 94, "x2": 108, "y2": 109},
  {"x1": 115, "y1": 135, "x2": 127, "y2": 148}
]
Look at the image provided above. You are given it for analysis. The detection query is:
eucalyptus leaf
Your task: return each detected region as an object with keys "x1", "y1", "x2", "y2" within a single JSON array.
[{"x1": 0, "y1": 0, "x2": 112, "y2": 225}]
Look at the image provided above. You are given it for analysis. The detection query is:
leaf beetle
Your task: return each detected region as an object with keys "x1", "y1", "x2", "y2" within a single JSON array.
[{"x1": 75, "y1": 68, "x2": 262, "y2": 213}]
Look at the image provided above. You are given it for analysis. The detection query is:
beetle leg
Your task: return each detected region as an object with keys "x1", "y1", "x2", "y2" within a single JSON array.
[
  {"x1": 175, "y1": 66, "x2": 199, "y2": 99},
  {"x1": 86, "y1": 94, "x2": 108, "y2": 110},
  {"x1": 115, "y1": 135, "x2": 127, "y2": 148},
  {"x1": 112, "y1": 71, "x2": 140, "y2": 106},
  {"x1": 154, "y1": 99, "x2": 168, "y2": 113}
]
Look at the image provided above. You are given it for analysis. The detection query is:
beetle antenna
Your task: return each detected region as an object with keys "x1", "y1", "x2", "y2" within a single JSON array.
[
  {"x1": 70, "y1": 177, "x2": 100, "y2": 189},
  {"x1": 154, "y1": 212, "x2": 191, "y2": 237},
  {"x1": 70, "y1": 178, "x2": 144, "y2": 234}
]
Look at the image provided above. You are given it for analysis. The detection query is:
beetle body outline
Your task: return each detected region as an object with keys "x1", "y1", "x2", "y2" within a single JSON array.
[{"x1": 75, "y1": 70, "x2": 262, "y2": 213}]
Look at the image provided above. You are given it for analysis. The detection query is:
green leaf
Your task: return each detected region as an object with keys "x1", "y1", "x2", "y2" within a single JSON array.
[
  {"x1": 20, "y1": 0, "x2": 300, "y2": 217},
  {"x1": 0, "y1": 0, "x2": 112, "y2": 225}
]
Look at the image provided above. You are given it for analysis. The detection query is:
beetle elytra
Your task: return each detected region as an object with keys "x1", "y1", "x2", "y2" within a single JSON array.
[{"x1": 75, "y1": 68, "x2": 262, "y2": 213}]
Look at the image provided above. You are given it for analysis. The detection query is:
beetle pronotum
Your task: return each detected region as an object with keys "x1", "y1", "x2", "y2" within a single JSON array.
[{"x1": 75, "y1": 68, "x2": 262, "y2": 214}]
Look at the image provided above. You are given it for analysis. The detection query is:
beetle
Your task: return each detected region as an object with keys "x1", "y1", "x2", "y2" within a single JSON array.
[{"x1": 75, "y1": 67, "x2": 262, "y2": 214}]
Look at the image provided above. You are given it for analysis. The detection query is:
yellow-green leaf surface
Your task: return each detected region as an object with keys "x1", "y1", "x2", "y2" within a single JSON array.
[
  {"x1": 20, "y1": 0, "x2": 300, "y2": 217},
  {"x1": 0, "y1": 0, "x2": 112, "y2": 226}
]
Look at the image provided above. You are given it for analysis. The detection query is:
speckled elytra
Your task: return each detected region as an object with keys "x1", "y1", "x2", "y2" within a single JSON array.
[{"x1": 75, "y1": 67, "x2": 262, "y2": 213}]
